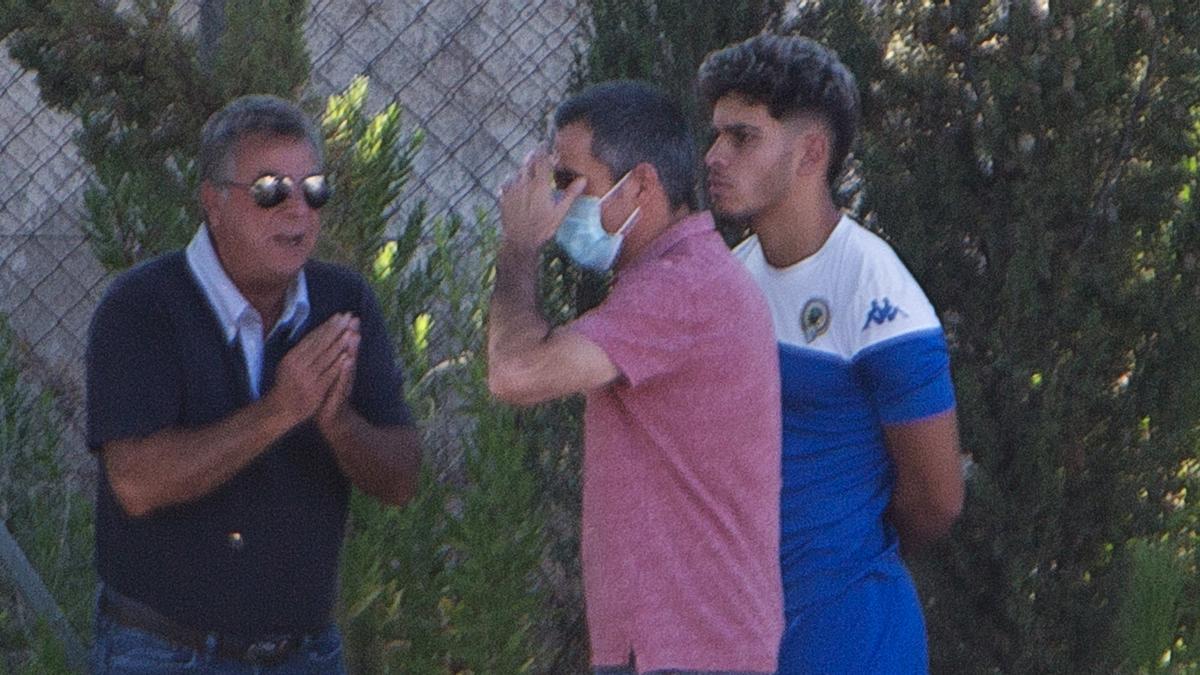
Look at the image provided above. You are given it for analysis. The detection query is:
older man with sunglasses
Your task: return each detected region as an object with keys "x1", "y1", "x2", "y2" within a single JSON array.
[{"x1": 85, "y1": 95, "x2": 421, "y2": 672}]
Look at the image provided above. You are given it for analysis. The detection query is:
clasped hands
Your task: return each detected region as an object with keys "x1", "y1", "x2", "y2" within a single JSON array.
[{"x1": 267, "y1": 312, "x2": 360, "y2": 431}]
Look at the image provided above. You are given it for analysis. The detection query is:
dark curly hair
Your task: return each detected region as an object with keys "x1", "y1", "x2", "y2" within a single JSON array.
[{"x1": 698, "y1": 35, "x2": 859, "y2": 187}]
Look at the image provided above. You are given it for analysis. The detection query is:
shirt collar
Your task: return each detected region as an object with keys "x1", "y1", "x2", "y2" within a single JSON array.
[
  {"x1": 185, "y1": 225, "x2": 310, "y2": 343},
  {"x1": 620, "y1": 210, "x2": 716, "y2": 273}
]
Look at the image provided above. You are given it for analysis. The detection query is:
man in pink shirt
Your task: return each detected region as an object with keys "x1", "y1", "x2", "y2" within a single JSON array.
[{"x1": 487, "y1": 81, "x2": 782, "y2": 674}]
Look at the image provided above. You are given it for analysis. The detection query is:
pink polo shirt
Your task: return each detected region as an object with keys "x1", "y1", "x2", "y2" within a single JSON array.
[{"x1": 570, "y1": 211, "x2": 783, "y2": 673}]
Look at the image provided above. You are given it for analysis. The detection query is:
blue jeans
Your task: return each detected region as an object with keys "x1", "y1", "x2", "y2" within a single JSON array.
[
  {"x1": 595, "y1": 658, "x2": 772, "y2": 667},
  {"x1": 595, "y1": 662, "x2": 772, "y2": 667},
  {"x1": 89, "y1": 610, "x2": 346, "y2": 674}
]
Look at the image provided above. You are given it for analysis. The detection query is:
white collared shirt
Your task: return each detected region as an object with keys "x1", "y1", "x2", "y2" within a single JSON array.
[{"x1": 185, "y1": 225, "x2": 310, "y2": 399}]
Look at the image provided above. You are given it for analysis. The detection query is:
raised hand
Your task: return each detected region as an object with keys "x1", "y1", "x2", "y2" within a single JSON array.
[
  {"x1": 268, "y1": 312, "x2": 359, "y2": 426},
  {"x1": 498, "y1": 146, "x2": 586, "y2": 250},
  {"x1": 316, "y1": 316, "x2": 360, "y2": 431}
]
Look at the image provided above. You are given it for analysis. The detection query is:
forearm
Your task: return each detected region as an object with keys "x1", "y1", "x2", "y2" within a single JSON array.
[
  {"x1": 102, "y1": 396, "x2": 299, "y2": 517},
  {"x1": 883, "y1": 410, "x2": 965, "y2": 554},
  {"x1": 888, "y1": 481, "x2": 961, "y2": 553},
  {"x1": 321, "y1": 411, "x2": 422, "y2": 506},
  {"x1": 487, "y1": 240, "x2": 552, "y2": 392}
]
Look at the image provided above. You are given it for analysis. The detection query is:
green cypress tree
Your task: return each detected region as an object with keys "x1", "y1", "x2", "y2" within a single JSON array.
[
  {"x1": 2, "y1": 0, "x2": 310, "y2": 270},
  {"x1": 787, "y1": 1, "x2": 1200, "y2": 671},
  {"x1": 579, "y1": 0, "x2": 784, "y2": 139}
]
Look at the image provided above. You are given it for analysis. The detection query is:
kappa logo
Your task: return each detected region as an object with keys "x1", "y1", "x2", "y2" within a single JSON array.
[
  {"x1": 801, "y1": 298, "x2": 830, "y2": 343},
  {"x1": 862, "y1": 297, "x2": 908, "y2": 330}
]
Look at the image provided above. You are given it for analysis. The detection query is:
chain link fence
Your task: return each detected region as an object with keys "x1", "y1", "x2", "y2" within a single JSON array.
[
  {"x1": 0, "y1": 0, "x2": 585, "y2": 473},
  {"x1": 0, "y1": 1, "x2": 587, "y2": 666}
]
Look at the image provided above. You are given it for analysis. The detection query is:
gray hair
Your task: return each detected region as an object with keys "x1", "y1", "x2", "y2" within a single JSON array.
[{"x1": 197, "y1": 95, "x2": 324, "y2": 183}]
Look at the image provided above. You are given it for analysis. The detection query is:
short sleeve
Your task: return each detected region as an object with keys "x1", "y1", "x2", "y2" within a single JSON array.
[
  {"x1": 844, "y1": 238, "x2": 942, "y2": 354},
  {"x1": 569, "y1": 265, "x2": 708, "y2": 389},
  {"x1": 841, "y1": 235, "x2": 955, "y2": 424},
  {"x1": 350, "y1": 278, "x2": 413, "y2": 427},
  {"x1": 852, "y1": 328, "x2": 956, "y2": 425},
  {"x1": 86, "y1": 282, "x2": 183, "y2": 451}
]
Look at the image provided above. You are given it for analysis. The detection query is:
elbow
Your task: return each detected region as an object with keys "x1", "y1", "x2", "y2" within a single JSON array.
[
  {"x1": 101, "y1": 442, "x2": 163, "y2": 518},
  {"x1": 389, "y1": 460, "x2": 422, "y2": 508},
  {"x1": 931, "y1": 499, "x2": 963, "y2": 540},
  {"x1": 382, "y1": 483, "x2": 416, "y2": 508},
  {"x1": 115, "y1": 491, "x2": 153, "y2": 519},
  {"x1": 106, "y1": 470, "x2": 155, "y2": 519},
  {"x1": 926, "y1": 487, "x2": 964, "y2": 540},
  {"x1": 893, "y1": 485, "x2": 963, "y2": 550},
  {"x1": 486, "y1": 369, "x2": 511, "y2": 402},
  {"x1": 487, "y1": 364, "x2": 538, "y2": 407},
  {"x1": 383, "y1": 428, "x2": 423, "y2": 508}
]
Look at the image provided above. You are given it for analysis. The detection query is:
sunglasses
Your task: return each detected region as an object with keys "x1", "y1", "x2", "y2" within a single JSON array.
[{"x1": 215, "y1": 173, "x2": 333, "y2": 209}]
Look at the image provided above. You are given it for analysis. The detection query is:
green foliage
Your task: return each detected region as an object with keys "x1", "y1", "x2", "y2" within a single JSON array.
[
  {"x1": 319, "y1": 76, "x2": 423, "y2": 274},
  {"x1": 2, "y1": 0, "x2": 309, "y2": 270},
  {"x1": 442, "y1": 404, "x2": 545, "y2": 672},
  {"x1": 316, "y1": 73, "x2": 443, "y2": 378},
  {"x1": 0, "y1": 319, "x2": 95, "y2": 669},
  {"x1": 339, "y1": 204, "x2": 550, "y2": 672},
  {"x1": 13, "y1": 619, "x2": 73, "y2": 674},
  {"x1": 579, "y1": 0, "x2": 783, "y2": 138},
  {"x1": 785, "y1": 1, "x2": 1200, "y2": 672},
  {"x1": 1115, "y1": 537, "x2": 1187, "y2": 671},
  {"x1": 211, "y1": 0, "x2": 310, "y2": 101},
  {"x1": 343, "y1": 415, "x2": 549, "y2": 674},
  {"x1": 340, "y1": 475, "x2": 449, "y2": 673}
]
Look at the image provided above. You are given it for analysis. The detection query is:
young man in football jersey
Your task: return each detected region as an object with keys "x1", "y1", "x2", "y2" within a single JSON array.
[{"x1": 699, "y1": 35, "x2": 965, "y2": 674}]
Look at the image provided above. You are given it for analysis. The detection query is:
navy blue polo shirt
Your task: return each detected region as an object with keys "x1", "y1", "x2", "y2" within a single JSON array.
[{"x1": 86, "y1": 251, "x2": 412, "y2": 638}]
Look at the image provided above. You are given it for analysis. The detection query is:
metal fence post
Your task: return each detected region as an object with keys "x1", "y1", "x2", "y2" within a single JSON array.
[{"x1": 0, "y1": 522, "x2": 88, "y2": 672}]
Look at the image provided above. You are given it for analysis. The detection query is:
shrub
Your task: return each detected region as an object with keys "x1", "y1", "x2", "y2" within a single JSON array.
[
  {"x1": 786, "y1": 2, "x2": 1200, "y2": 671},
  {"x1": 0, "y1": 319, "x2": 94, "y2": 671}
]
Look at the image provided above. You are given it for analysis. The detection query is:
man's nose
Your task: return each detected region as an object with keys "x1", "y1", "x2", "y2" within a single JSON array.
[
  {"x1": 705, "y1": 141, "x2": 724, "y2": 170},
  {"x1": 280, "y1": 184, "x2": 315, "y2": 214}
]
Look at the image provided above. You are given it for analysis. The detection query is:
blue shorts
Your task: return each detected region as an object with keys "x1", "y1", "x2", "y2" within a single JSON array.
[{"x1": 778, "y1": 569, "x2": 928, "y2": 674}]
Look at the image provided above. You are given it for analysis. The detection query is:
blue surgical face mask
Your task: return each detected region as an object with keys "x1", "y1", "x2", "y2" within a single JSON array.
[{"x1": 554, "y1": 174, "x2": 641, "y2": 272}]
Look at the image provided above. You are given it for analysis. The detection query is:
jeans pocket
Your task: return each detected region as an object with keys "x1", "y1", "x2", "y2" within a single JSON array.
[
  {"x1": 99, "y1": 622, "x2": 197, "y2": 673},
  {"x1": 302, "y1": 626, "x2": 345, "y2": 672}
]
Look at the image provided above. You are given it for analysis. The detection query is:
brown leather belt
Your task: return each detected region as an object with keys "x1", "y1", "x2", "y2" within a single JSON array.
[{"x1": 99, "y1": 587, "x2": 309, "y2": 665}]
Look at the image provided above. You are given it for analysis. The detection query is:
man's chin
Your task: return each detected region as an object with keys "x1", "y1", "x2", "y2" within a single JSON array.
[
  {"x1": 715, "y1": 207, "x2": 754, "y2": 222},
  {"x1": 710, "y1": 209, "x2": 755, "y2": 243}
]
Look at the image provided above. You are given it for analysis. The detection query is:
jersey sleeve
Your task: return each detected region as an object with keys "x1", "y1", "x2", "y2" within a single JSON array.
[
  {"x1": 570, "y1": 264, "x2": 710, "y2": 389},
  {"x1": 86, "y1": 278, "x2": 183, "y2": 451},
  {"x1": 849, "y1": 244, "x2": 956, "y2": 424},
  {"x1": 852, "y1": 329, "x2": 955, "y2": 425}
]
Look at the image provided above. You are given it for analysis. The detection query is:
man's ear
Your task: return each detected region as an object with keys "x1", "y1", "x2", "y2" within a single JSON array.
[
  {"x1": 628, "y1": 162, "x2": 660, "y2": 200},
  {"x1": 795, "y1": 126, "x2": 831, "y2": 180},
  {"x1": 199, "y1": 181, "x2": 223, "y2": 226}
]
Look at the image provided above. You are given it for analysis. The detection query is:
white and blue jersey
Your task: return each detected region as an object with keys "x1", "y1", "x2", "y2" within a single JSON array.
[{"x1": 735, "y1": 215, "x2": 955, "y2": 673}]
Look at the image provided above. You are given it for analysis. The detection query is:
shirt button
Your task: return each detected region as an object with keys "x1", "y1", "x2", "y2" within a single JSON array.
[{"x1": 227, "y1": 531, "x2": 244, "y2": 551}]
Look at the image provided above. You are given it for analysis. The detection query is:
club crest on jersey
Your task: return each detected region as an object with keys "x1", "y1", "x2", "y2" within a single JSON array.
[
  {"x1": 801, "y1": 298, "x2": 831, "y2": 343},
  {"x1": 862, "y1": 297, "x2": 908, "y2": 330}
]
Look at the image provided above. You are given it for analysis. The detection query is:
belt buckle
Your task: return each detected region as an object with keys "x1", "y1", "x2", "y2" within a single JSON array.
[{"x1": 244, "y1": 636, "x2": 293, "y2": 665}]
